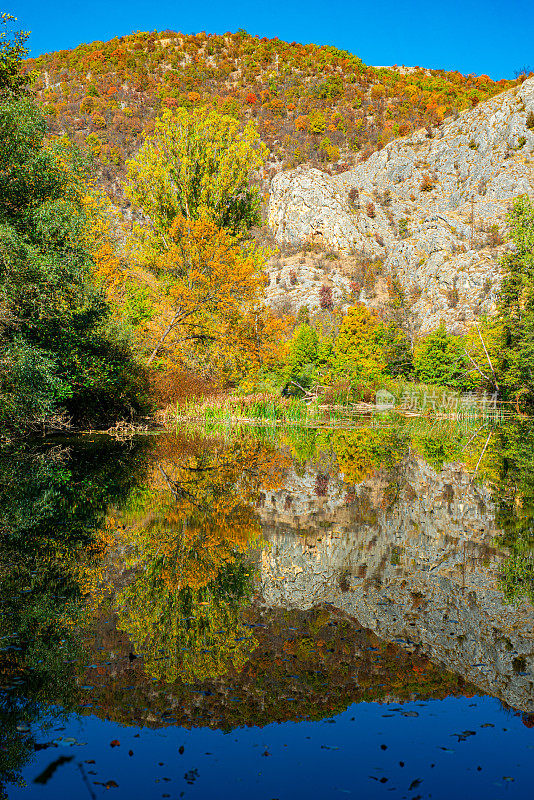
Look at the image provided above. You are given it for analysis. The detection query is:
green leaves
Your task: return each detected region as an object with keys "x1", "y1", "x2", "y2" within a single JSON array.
[
  {"x1": 497, "y1": 196, "x2": 534, "y2": 405},
  {"x1": 332, "y1": 305, "x2": 385, "y2": 392},
  {"x1": 0, "y1": 14, "x2": 30, "y2": 99},
  {"x1": 0, "y1": 339, "x2": 69, "y2": 436},
  {"x1": 0, "y1": 97, "x2": 147, "y2": 436},
  {"x1": 413, "y1": 325, "x2": 472, "y2": 390}
]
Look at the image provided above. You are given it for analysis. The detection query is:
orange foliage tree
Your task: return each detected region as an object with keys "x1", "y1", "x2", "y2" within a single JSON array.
[{"x1": 123, "y1": 214, "x2": 287, "y2": 378}]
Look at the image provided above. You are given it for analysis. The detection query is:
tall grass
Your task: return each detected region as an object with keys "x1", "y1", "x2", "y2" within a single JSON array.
[
  {"x1": 165, "y1": 382, "x2": 509, "y2": 433},
  {"x1": 174, "y1": 393, "x2": 320, "y2": 427}
]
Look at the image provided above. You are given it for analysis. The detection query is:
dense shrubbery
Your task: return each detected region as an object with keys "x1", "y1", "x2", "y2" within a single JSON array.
[
  {"x1": 413, "y1": 325, "x2": 473, "y2": 390},
  {"x1": 279, "y1": 306, "x2": 414, "y2": 400}
]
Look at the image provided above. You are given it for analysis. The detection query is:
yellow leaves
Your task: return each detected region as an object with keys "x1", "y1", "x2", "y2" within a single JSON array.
[
  {"x1": 332, "y1": 304, "x2": 386, "y2": 392},
  {"x1": 329, "y1": 429, "x2": 382, "y2": 484},
  {"x1": 125, "y1": 106, "x2": 267, "y2": 234},
  {"x1": 119, "y1": 106, "x2": 289, "y2": 378},
  {"x1": 96, "y1": 434, "x2": 288, "y2": 684},
  {"x1": 93, "y1": 242, "x2": 122, "y2": 291}
]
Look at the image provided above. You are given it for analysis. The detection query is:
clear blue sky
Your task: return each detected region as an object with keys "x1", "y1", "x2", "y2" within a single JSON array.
[{"x1": 11, "y1": 0, "x2": 534, "y2": 79}]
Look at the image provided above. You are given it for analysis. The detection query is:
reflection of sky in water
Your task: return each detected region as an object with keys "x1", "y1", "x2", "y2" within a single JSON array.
[{"x1": 11, "y1": 697, "x2": 534, "y2": 799}]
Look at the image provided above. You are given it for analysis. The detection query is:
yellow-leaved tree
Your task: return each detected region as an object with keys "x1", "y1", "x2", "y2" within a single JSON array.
[
  {"x1": 129, "y1": 214, "x2": 286, "y2": 375},
  {"x1": 332, "y1": 304, "x2": 386, "y2": 396},
  {"x1": 121, "y1": 108, "x2": 286, "y2": 378},
  {"x1": 125, "y1": 107, "x2": 268, "y2": 237}
]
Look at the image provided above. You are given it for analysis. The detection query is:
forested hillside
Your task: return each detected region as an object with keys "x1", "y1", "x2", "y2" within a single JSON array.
[{"x1": 24, "y1": 30, "x2": 518, "y2": 202}]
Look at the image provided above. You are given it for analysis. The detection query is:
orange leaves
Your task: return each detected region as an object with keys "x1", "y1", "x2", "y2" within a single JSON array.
[
  {"x1": 93, "y1": 242, "x2": 122, "y2": 292},
  {"x1": 26, "y1": 30, "x2": 517, "y2": 192},
  {"x1": 126, "y1": 213, "x2": 286, "y2": 378},
  {"x1": 105, "y1": 434, "x2": 292, "y2": 683}
]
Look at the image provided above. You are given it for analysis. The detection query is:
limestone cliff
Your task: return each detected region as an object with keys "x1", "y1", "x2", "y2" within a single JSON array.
[{"x1": 268, "y1": 79, "x2": 534, "y2": 333}]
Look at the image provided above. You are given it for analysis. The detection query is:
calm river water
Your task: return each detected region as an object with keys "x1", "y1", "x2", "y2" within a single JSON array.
[{"x1": 2, "y1": 419, "x2": 534, "y2": 798}]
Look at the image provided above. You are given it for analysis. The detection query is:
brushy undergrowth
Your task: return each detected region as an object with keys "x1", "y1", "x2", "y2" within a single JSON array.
[{"x1": 167, "y1": 382, "x2": 507, "y2": 431}]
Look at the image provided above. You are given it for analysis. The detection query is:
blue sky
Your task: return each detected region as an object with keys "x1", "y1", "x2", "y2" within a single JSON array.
[{"x1": 11, "y1": 0, "x2": 534, "y2": 79}]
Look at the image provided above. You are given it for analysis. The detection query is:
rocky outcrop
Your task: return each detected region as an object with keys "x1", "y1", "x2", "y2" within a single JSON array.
[
  {"x1": 257, "y1": 457, "x2": 534, "y2": 714},
  {"x1": 264, "y1": 258, "x2": 353, "y2": 315},
  {"x1": 268, "y1": 78, "x2": 534, "y2": 333}
]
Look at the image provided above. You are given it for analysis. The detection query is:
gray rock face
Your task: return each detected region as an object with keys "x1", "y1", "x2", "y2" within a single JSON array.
[
  {"x1": 268, "y1": 79, "x2": 534, "y2": 333},
  {"x1": 256, "y1": 457, "x2": 534, "y2": 714},
  {"x1": 264, "y1": 260, "x2": 353, "y2": 315}
]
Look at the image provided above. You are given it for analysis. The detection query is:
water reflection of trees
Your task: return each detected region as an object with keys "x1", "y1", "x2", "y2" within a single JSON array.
[
  {"x1": 2, "y1": 420, "x2": 534, "y2": 794},
  {"x1": 487, "y1": 422, "x2": 534, "y2": 602},
  {"x1": 114, "y1": 434, "x2": 290, "y2": 683},
  {"x1": 0, "y1": 440, "x2": 146, "y2": 797}
]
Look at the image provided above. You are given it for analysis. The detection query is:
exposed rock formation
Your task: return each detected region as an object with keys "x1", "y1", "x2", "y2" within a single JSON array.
[
  {"x1": 268, "y1": 79, "x2": 534, "y2": 333},
  {"x1": 264, "y1": 256, "x2": 354, "y2": 315}
]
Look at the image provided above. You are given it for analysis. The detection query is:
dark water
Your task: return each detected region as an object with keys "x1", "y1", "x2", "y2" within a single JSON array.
[{"x1": 2, "y1": 420, "x2": 534, "y2": 799}]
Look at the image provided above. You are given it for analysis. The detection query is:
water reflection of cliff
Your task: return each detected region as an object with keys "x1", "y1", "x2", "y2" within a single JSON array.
[
  {"x1": 257, "y1": 423, "x2": 534, "y2": 715},
  {"x1": 83, "y1": 423, "x2": 534, "y2": 724},
  {"x1": 79, "y1": 429, "x2": 482, "y2": 729},
  {"x1": 3, "y1": 422, "x2": 534, "y2": 797}
]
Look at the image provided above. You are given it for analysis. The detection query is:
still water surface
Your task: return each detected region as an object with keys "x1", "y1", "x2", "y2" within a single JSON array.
[{"x1": 2, "y1": 420, "x2": 534, "y2": 798}]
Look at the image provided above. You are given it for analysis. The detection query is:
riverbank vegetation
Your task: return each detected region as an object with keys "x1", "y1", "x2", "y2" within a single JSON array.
[
  {"x1": 0, "y1": 16, "x2": 149, "y2": 440},
  {"x1": 171, "y1": 194, "x2": 534, "y2": 422}
]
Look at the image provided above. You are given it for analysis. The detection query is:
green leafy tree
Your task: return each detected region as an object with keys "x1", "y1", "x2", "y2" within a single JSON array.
[
  {"x1": 284, "y1": 323, "x2": 319, "y2": 394},
  {"x1": 125, "y1": 107, "x2": 267, "y2": 242},
  {"x1": 332, "y1": 304, "x2": 385, "y2": 392},
  {"x1": 0, "y1": 97, "x2": 147, "y2": 435},
  {"x1": 376, "y1": 321, "x2": 413, "y2": 377},
  {"x1": 0, "y1": 14, "x2": 30, "y2": 98},
  {"x1": 496, "y1": 196, "x2": 534, "y2": 405},
  {"x1": 413, "y1": 325, "x2": 472, "y2": 389}
]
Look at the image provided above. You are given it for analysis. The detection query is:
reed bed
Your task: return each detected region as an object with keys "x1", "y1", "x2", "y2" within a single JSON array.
[{"x1": 163, "y1": 389, "x2": 510, "y2": 431}]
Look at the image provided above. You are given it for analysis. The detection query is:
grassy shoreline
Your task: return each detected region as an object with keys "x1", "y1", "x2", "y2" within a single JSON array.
[{"x1": 162, "y1": 386, "x2": 509, "y2": 429}]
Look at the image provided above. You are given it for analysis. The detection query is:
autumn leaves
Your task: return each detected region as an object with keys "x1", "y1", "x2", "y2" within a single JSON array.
[{"x1": 101, "y1": 107, "x2": 286, "y2": 382}]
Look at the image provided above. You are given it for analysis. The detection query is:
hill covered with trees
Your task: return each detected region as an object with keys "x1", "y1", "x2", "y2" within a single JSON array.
[{"x1": 23, "y1": 30, "x2": 518, "y2": 203}]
